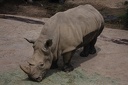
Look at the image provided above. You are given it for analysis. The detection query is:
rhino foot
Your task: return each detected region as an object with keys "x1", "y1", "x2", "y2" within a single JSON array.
[
  {"x1": 89, "y1": 47, "x2": 96, "y2": 54},
  {"x1": 80, "y1": 46, "x2": 96, "y2": 57},
  {"x1": 62, "y1": 64, "x2": 74, "y2": 72},
  {"x1": 80, "y1": 51, "x2": 89, "y2": 57}
]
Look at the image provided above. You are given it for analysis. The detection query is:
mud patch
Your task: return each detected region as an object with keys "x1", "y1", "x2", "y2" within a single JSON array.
[
  {"x1": 99, "y1": 35, "x2": 128, "y2": 45},
  {"x1": 0, "y1": 68, "x2": 120, "y2": 85},
  {"x1": 0, "y1": 15, "x2": 45, "y2": 25},
  {"x1": 111, "y1": 38, "x2": 128, "y2": 45}
]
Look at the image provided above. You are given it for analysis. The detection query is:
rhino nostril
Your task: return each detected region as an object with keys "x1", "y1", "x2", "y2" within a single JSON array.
[{"x1": 35, "y1": 76, "x2": 42, "y2": 81}]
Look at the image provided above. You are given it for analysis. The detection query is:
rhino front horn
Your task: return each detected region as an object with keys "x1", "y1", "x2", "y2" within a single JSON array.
[{"x1": 20, "y1": 65, "x2": 30, "y2": 74}]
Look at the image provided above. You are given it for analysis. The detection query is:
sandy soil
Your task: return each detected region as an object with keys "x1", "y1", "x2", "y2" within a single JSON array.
[
  {"x1": 0, "y1": 0, "x2": 128, "y2": 85},
  {"x1": 0, "y1": 15, "x2": 128, "y2": 85}
]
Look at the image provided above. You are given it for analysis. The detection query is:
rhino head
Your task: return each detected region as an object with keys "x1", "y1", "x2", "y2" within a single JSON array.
[{"x1": 20, "y1": 39, "x2": 53, "y2": 82}]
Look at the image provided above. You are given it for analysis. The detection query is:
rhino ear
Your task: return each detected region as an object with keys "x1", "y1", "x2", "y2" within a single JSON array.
[
  {"x1": 44, "y1": 39, "x2": 52, "y2": 49},
  {"x1": 24, "y1": 38, "x2": 35, "y2": 44}
]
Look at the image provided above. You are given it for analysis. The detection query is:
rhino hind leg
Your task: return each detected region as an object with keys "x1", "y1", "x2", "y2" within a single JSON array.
[
  {"x1": 62, "y1": 51, "x2": 75, "y2": 72},
  {"x1": 89, "y1": 24, "x2": 104, "y2": 54},
  {"x1": 80, "y1": 44, "x2": 90, "y2": 57},
  {"x1": 89, "y1": 38, "x2": 97, "y2": 54},
  {"x1": 80, "y1": 37, "x2": 97, "y2": 57}
]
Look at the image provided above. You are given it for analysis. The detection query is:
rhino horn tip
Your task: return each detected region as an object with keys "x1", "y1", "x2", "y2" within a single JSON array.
[{"x1": 20, "y1": 64, "x2": 30, "y2": 74}]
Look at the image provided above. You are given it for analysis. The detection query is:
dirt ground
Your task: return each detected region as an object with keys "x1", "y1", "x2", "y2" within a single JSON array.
[
  {"x1": 0, "y1": 15, "x2": 128, "y2": 85},
  {"x1": 0, "y1": 0, "x2": 128, "y2": 85}
]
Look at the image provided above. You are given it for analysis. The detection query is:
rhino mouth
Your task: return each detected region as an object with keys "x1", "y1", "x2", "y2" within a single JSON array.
[
  {"x1": 28, "y1": 72, "x2": 46, "y2": 82},
  {"x1": 28, "y1": 75, "x2": 43, "y2": 82}
]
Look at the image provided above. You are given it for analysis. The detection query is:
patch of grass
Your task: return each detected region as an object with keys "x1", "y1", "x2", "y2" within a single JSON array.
[
  {"x1": 0, "y1": 68, "x2": 120, "y2": 85},
  {"x1": 39, "y1": 0, "x2": 77, "y2": 17},
  {"x1": 119, "y1": 7, "x2": 128, "y2": 30},
  {"x1": 124, "y1": 1, "x2": 128, "y2": 5},
  {"x1": 123, "y1": 8, "x2": 128, "y2": 28},
  {"x1": 0, "y1": 0, "x2": 77, "y2": 18}
]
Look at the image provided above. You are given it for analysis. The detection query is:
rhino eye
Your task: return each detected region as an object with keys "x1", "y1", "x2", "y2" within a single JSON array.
[
  {"x1": 40, "y1": 63, "x2": 44, "y2": 67},
  {"x1": 29, "y1": 63, "x2": 34, "y2": 66},
  {"x1": 28, "y1": 61, "x2": 34, "y2": 66}
]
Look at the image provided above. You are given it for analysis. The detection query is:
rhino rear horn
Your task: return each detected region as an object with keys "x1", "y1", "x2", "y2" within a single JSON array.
[
  {"x1": 24, "y1": 38, "x2": 35, "y2": 44},
  {"x1": 20, "y1": 64, "x2": 30, "y2": 74}
]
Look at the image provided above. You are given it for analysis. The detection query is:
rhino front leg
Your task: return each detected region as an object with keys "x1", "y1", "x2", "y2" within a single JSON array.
[
  {"x1": 50, "y1": 59, "x2": 58, "y2": 69},
  {"x1": 62, "y1": 51, "x2": 75, "y2": 72}
]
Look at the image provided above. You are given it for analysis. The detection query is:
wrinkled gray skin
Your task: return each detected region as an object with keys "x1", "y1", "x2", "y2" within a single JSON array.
[
  {"x1": 20, "y1": 4, "x2": 104, "y2": 82},
  {"x1": 20, "y1": 39, "x2": 53, "y2": 82}
]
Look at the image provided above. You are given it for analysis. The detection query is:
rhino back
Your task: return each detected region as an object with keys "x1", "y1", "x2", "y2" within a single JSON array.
[
  {"x1": 36, "y1": 4, "x2": 104, "y2": 59},
  {"x1": 56, "y1": 4, "x2": 104, "y2": 54}
]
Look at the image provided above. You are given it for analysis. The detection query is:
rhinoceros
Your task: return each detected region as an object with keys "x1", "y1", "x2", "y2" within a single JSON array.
[{"x1": 20, "y1": 4, "x2": 104, "y2": 82}]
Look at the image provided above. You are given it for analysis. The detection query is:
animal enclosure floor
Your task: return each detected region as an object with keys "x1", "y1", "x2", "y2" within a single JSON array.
[
  {"x1": 0, "y1": 68, "x2": 119, "y2": 85},
  {"x1": 0, "y1": 15, "x2": 128, "y2": 85}
]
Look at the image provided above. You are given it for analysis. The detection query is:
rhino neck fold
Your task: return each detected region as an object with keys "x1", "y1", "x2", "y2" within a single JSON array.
[{"x1": 35, "y1": 19, "x2": 60, "y2": 62}]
